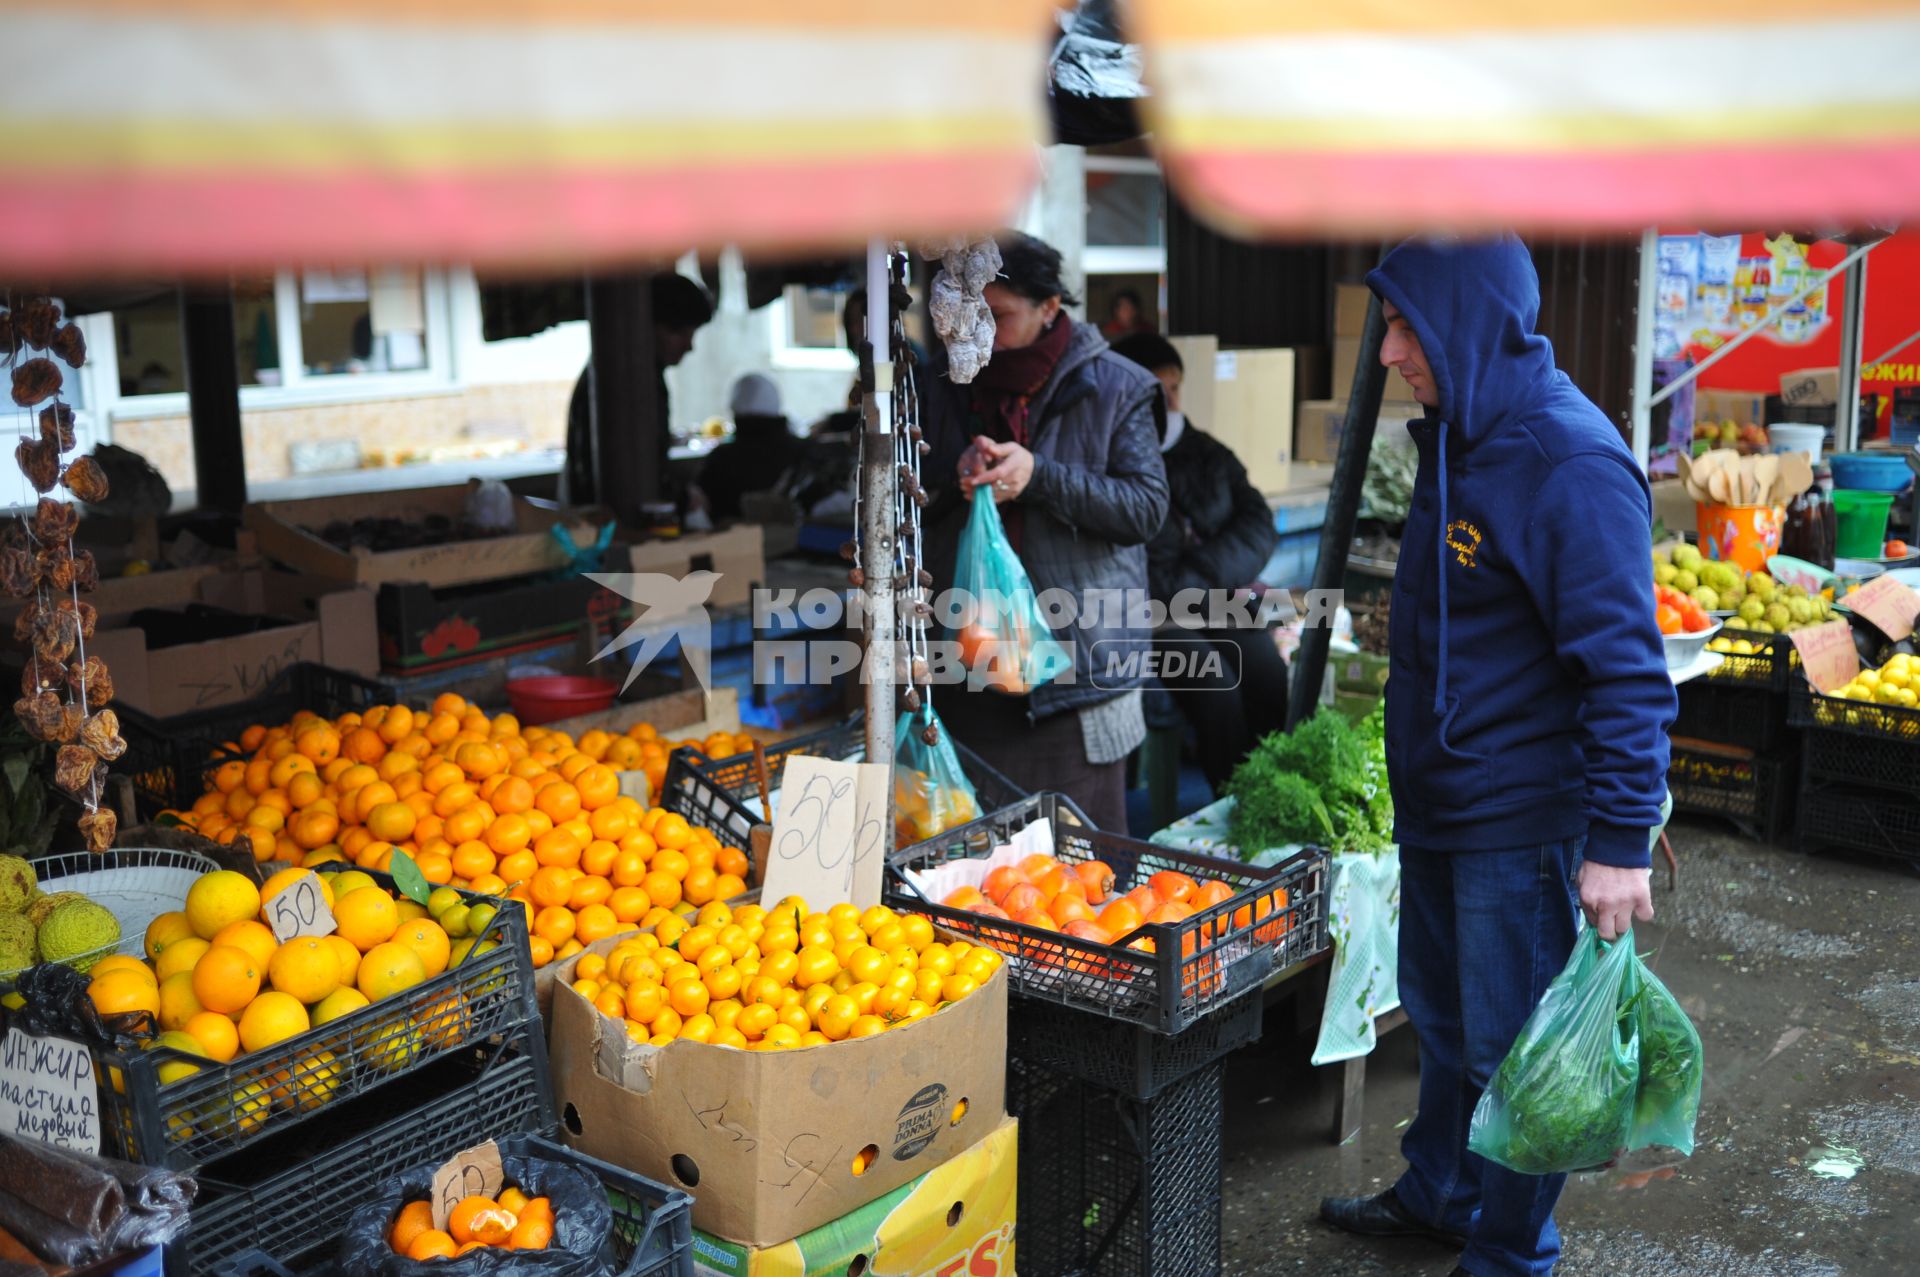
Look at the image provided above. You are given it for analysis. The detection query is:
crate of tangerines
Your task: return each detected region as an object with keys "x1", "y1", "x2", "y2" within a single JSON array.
[
  {"x1": 888, "y1": 793, "x2": 1328, "y2": 1035},
  {"x1": 340, "y1": 1133, "x2": 692, "y2": 1277}
]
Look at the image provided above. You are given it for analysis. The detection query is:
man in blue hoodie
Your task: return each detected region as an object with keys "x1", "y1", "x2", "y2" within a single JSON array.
[{"x1": 1320, "y1": 237, "x2": 1677, "y2": 1277}]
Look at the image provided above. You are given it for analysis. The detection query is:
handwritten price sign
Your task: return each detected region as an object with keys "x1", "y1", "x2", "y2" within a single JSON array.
[
  {"x1": 1847, "y1": 575, "x2": 1920, "y2": 642},
  {"x1": 762, "y1": 756, "x2": 889, "y2": 908},
  {"x1": 0, "y1": 1027, "x2": 100, "y2": 1153},
  {"x1": 264, "y1": 870, "x2": 338, "y2": 942},
  {"x1": 1790, "y1": 620, "x2": 1860, "y2": 694},
  {"x1": 431, "y1": 1139, "x2": 504, "y2": 1230}
]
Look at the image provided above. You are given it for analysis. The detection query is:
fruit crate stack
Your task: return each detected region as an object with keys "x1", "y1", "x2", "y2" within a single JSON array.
[
  {"x1": 83, "y1": 870, "x2": 552, "y2": 1277},
  {"x1": 886, "y1": 792, "x2": 1327, "y2": 1277},
  {"x1": 1669, "y1": 665, "x2": 1798, "y2": 843},
  {"x1": 1789, "y1": 675, "x2": 1920, "y2": 866}
]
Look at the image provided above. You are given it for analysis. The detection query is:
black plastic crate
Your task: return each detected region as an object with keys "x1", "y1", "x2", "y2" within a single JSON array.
[
  {"x1": 1801, "y1": 725, "x2": 1920, "y2": 793},
  {"x1": 1700, "y1": 633, "x2": 1795, "y2": 692},
  {"x1": 1670, "y1": 682, "x2": 1790, "y2": 754},
  {"x1": 888, "y1": 793, "x2": 1328, "y2": 1034},
  {"x1": 119, "y1": 662, "x2": 393, "y2": 815},
  {"x1": 1008, "y1": 1054, "x2": 1224, "y2": 1277},
  {"x1": 1009, "y1": 988, "x2": 1261, "y2": 1100},
  {"x1": 1667, "y1": 746, "x2": 1796, "y2": 842},
  {"x1": 1788, "y1": 676, "x2": 1920, "y2": 742},
  {"x1": 1797, "y1": 778, "x2": 1920, "y2": 866},
  {"x1": 176, "y1": 1026, "x2": 551, "y2": 1277},
  {"x1": 102, "y1": 871, "x2": 538, "y2": 1170}
]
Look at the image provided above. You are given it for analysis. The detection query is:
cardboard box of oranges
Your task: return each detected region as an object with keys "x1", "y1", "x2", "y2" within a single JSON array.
[{"x1": 549, "y1": 902, "x2": 1008, "y2": 1247}]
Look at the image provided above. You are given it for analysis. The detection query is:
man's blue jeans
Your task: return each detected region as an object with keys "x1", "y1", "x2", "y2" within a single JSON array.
[{"x1": 1393, "y1": 838, "x2": 1584, "y2": 1277}]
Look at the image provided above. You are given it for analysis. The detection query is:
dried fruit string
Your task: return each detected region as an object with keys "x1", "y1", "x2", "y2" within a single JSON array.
[{"x1": 4, "y1": 290, "x2": 122, "y2": 850}]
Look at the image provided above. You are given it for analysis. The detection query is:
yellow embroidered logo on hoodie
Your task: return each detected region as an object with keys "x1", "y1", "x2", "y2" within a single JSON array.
[{"x1": 1446, "y1": 520, "x2": 1483, "y2": 568}]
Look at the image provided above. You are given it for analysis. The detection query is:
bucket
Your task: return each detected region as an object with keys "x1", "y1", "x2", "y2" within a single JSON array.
[
  {"x1": 1695, "y1": 502, "x2": 1783, "y2": 574},
  {"x1": 1832, "y1": 489, "x2": 1895, "y2": 560},
  {"x1": 1768, "y1": 423, "x2": 1826, "y2": 462},
  {"x1": 505, "y1": 675, "x2": 620, "y2": 725}
]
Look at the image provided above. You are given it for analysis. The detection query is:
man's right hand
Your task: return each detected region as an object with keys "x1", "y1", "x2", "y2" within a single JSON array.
[{"x1": 1577, "y1": 860, "x2": 1654, "y2": 941}]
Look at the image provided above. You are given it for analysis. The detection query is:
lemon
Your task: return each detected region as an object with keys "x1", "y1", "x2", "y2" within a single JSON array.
[{"x1": 185, "y1": 871, "x2": 262, "y2": 941}]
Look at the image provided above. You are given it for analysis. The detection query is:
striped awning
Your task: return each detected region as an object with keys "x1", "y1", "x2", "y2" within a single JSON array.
[
  {"x1": 1131, "y1": 0, "x2": 1920, "y2": 235},
  {"x1": 0, "y1": 0, "x2": 1054, "y2": 274}
]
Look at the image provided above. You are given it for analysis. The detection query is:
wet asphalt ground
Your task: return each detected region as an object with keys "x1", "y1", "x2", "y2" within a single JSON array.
[{"x1": 1218, "y1": 819, "x2": 1920, "y2": 1276}]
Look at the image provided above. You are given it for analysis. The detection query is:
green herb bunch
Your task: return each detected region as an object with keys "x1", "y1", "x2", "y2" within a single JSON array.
[{"x1": 1224, "y1": 706, "x2": 1393, "y2": 856}]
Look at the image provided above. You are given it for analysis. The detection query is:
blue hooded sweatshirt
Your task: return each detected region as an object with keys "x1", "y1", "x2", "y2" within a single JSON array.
[{"x1": 1366, "y1": 237, "x2": 1676, "y2": 870}]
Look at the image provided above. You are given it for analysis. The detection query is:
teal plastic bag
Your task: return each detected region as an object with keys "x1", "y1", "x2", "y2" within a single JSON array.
[
  {"x1": 892, "y1": 705, "x2": 982, "y2": 846},
  {"x1": 1623, "y1": 955, "x2": 1704, "y2": 1159},
  {"x1": 1467, "y1": 928, "x2": 1640, "y2": 1175},
  {"x1": 950, "y1": 486, "x2": 1073, "y2": 694}
]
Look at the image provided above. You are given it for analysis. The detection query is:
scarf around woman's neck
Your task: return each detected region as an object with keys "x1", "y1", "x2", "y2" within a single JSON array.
[{"x1": 969, "y1": 314, "x2": 1073, "y2": 446}]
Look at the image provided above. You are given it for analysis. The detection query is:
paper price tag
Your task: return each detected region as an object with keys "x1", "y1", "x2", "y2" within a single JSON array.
[
  {"x1": 0, "y1": 1027, "x2": 101, "y2": 1153},
  {"x1": 264, "y1": 869, "x2": 337, "y2": 942},
  {"x1": 761, "y1": 756, "x2": 889, "y2": 909},
  {"x1": 431, "y1": 1139, "x2": 505, "y2": 1230},
  {"x1": 1790, "y1": 620, "x2": 1860, "y2": 694},
  {"x1": 1847, "y1": 575, "x2": 1920, "y2": 642}
]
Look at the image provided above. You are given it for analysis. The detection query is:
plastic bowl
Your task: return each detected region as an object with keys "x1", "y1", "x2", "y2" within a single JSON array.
[
  {"x1": 1828, "y1": 451, "x2": 1914, "y2": 494},
  {"x1": 1768, "y1": 423, "x2": 1826, "y2": 462},
  {"x1": 1662, "y1": 619, "x2": 1722, "y2": 672},
  {"x1": 506, "y1": 675, "x2": 620, "y2": 726}
]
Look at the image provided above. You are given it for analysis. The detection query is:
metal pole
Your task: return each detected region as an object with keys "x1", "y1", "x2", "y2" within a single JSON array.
[
  {"x1": 1629, "y1": 228, "x2": 1658, "y2": 469},
  {"x1": 1287, "y1": 293, "x2": 1388, "y2": 730},
  {"x1": 181, "y1": 284, "x2": 246, "y2": 512},
  {"x1": 861, "y1": 240, "x2": 897, "y2": 774},
  {"x1": 1836, "y1": 251, "x2": 1869, "y2": 453}
]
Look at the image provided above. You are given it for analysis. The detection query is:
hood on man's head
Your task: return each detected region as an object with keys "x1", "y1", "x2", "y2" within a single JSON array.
[{"x1": 1365, "y1": 234, "x2": 1557, "y2": 444}]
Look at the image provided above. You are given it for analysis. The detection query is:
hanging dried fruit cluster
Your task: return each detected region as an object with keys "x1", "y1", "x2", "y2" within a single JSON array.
[{"x1": 5, "y1": 293, "x2": 122, "y2": 851}]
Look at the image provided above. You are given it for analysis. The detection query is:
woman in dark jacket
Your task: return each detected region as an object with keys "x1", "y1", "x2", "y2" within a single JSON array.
[
  {"x1": 1113, "y1": 333, "x2": 1287, "y2": 790},
  {"x1": 920, "y1": 233, "x2": 1169, "y2": 831}
]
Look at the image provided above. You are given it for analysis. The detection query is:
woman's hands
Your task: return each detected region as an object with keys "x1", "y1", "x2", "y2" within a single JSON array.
[{"x1": 958, "y1": 435, "x2": 1035, "y2": 503}]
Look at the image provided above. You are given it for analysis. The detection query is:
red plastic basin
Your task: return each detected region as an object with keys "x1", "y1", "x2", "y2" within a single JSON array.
[{"x1": 506, "y1": 675, "x2": 619, "y2": 726}]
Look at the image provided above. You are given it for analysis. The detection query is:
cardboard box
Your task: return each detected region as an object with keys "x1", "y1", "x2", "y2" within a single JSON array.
[
  {"x1": 87, "y1": 572, "x2": 378, "y2": 717},
  {"x1": 1209, "y1": 347, "x2": 1296, "y2": 494},
  {"x1": 1334, "y1": 282, "x2": 1372, "y2": 337},
  {"x1": 1650, "y1": 480, "x2": 1697, "y2": 537},
  {"x1": 1780, "y1": 367, "x2": 1840, "y2": 409},
  {"x1": 375, "y1": 545, "x2": 635, "y2": 673},
  {"x1": 551, "y1": 934, "x2": 1009, "y2": 1246},
  {"x1": 0, "y1": 563, "x2": 225, "y2": 633},
  {"x1": 1293, "y1": 399, "x2": 1423, "y2": 465},
  {"x1": 1167, "y1": 335, "x2": 1218, "y2": 438},
  {"x1": 690, "y1": 1117, "x2": 1016, "y2": 1277},
  {"x1": 1695, "y1": 388, "x2": 1769, "y2": 427},
  {"x1": 245, "y1": 485, "x2": 601, "y2": 589},
  {"x1": 622, "y1": 524, "x2": 765, "y2": 611},
  {"x1": 1333, "y1": 337, "x2": 1417, "y2": 403}
]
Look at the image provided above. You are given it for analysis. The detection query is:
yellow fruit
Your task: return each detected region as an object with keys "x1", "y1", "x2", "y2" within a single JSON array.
[
  {"x1": 358, "y1": 941, "x2": 427, "y2": 1000},
  {"x1": 363, "y1": 1022, "x2": 421, "y2": 1073},
  {"x1": 185, "y1": 871, "x2": 263, "y2": 940},
  {"x1": 212, "y1": 1080, "x2": 273, "y2": 1138},
  {"x1": 145, "y1": 911, "x2": 195, "y2": 960},
  {"x1": 148, "y1": 1030, "x2": 209, "y2": 1085},
  {"x1": 268, "y1": 937, "x2": 342, "y2": 1004},
  {"x1": 324, "y1": 934, "x2": 362, "y2": 986},
  {"x1": 211, "y1": 919, "x2": 279, "y2": 971},
  {"x1": 272, "y1": 1048, "x2": 342, "y2": 1112},
  {"x1": 185, "y1": 1010, "x2": 240, "y2": 1062},
  {"x1": 328, "y1": 870, "x2": 378, "y2": 899},
  {"x1": 238, "y1": 991, "x2": 311, "y2": 1052},
  {"x1": 334, "y1": 888, "x2": 400, "y2": 953},
  {"x1": 154, "y1": 936, "x2": 211, "y2": 983},
  {"x1": 88, "y1": 969, "x2": 161, "y2": 1018},
  {"x1": 311, "y1": 986, "x2": 372, "y2": 1040},
  {"x1": 157, "y1": 970, "x2": 204, "y2": 1032}
]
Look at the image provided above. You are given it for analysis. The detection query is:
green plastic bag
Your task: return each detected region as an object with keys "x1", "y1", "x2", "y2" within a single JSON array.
[
  {"x1": 1623, "y1": 955, "x2": 1704, "y2": 1159},
  {"x1": 1468, "y1": 928, "x2": 1640, "y2": 1175},
  {"x1": 950, "y1": 487, "x2": 1073, "y2": 694}
]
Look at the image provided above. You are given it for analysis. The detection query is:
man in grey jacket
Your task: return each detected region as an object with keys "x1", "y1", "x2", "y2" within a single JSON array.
[{"x1": 921, "y1": 232, "x2": 1168, "y2": 831}]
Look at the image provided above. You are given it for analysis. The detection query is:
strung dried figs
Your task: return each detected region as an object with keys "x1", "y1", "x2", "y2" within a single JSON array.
[
  {"x1": 21, "y1": 661, "x2": 61, "y2": 696},
  {"x1": 79, "y1": 806, "x2": 117, "y2": 853},
  {"x1": 29, "y1": 607, "x2": 77, "y2": 664},
  {"x1": 0, "y1": 311, "x2": 11, "y2": 353},
  {"x1": 56, "y1": 597, "x2": 96, "y2": 639},
  {"x1": 16, "y1": 437, "x2": 59, "y2": 493},
  {"x1": 50, "y1": 324, "x2": 85, "y2": 369},
  {"x1": 0, "y1": 547, "x2": 35, "y2": 598},
  {"x1": 921, "y1": 724, "x2": 941, "y2": 746},
  {"x1": 69, "y1": 549, "x2": 98, "y2": 593},
  {"x1": 11, "y1": 357, "x2": 62, "y2": 407},
  {"x1": 68, "y1": 655, "x2": 112, "y2": 705},
  {"x1": 11, "y1": 600, "x2": 37, "y2": 645},
  {"x1": 80, "y1": 709, "x2": 125, "y2": 761},
  {"x1": 30, "y1": 496, "x2": 78, "y2": 544},
  {"x1": 15, "y1": 692, "x2": 66, "y2": 742},
  {"x1": 61, "y1": 456, "x2": 109, "y2": 504},
  {"x1": 14, "y1": 298, "x2": 60, "y2": 349},
  {"x1": 39, "y1": 403, "x2": 75, "y2": 451},
  {"x1": 35, "y1": 544, "x2": 69, "y2": 589},
  {"x1": 54, "y1": 743, "x2": 96, "y2": 795}
]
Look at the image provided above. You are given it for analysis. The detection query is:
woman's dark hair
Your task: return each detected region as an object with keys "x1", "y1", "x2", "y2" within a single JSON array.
[
  {"x1": 993, "y1": 231, "x2": 1080, "y2": 308},
  {"x1": 1111, "y1": 332, "x2": 1182, "y2": 375}
]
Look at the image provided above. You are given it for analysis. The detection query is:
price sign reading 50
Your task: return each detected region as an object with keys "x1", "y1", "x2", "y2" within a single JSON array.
[
  {"x1": 763, "y1": 756, "x2": 889, "y2": 908},
  {"x1": 264, "y1": 869, "x2": 338, "y2": 943}
]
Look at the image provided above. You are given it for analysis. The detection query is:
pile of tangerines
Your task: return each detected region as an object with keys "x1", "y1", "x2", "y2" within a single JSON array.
[
  {"x1": 158, "y1": 694, "x2": 756, "y2": 969},
  {"x1": 568, "y1": 896, "x2": 1001, "y2": 1051},
  {"x1": 388, "y1": 1188, "x2": 553, "y2": 1260}
]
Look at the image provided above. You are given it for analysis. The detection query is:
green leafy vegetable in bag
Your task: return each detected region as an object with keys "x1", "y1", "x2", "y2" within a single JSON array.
[{"x1": 1625, "y1": 958, "x2": 1703, "y2": 1157}]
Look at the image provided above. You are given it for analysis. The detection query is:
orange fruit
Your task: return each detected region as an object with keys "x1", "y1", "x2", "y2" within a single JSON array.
[
  {"x1": 238, "y1": 991, "x2": 311, "y2": 1052},
  {"x1": 333, "y1": 888, "x2": 400, "y2": 952},
  {"x1": 392, "y1": 919, "x2": 452, "y2": 977},
  {"x1": 533, "y1": 828, "x2": 582, "y2": 869},
  {"x1": 651, "y1": 813, "x2": 692, "y2": 852},
  {"x1": 357, "y1": 941, "x2": 428, "y2": 1000},
  {"x1": 568, "y1": 876, "x2": 613, "y2": 910},
  {"x1": 535, "y1": 781, "x2": 581, "y2": 824},
  {"x1": 406, "y1": 1229, "x2": 458, "y2": 1261},
  {"x1": 389, "y1": 1200, "x2": 435, "y2": 1254},
  {"x1": 448, "y1": 1195, "x2": 516, "y2": 1245},
  {"x1": 88, "y1": 969, "x2": 161, "y2": 1019},
  {"x1": 268, "y1": 936, "x2": 342, "y2": 1003},
  {"x1": 191, "y1": 945, "x2": 261, "y2": 1015},
  {"x1": 575, "y1": 903, "x2": 623, "y2": 944},
  {"x1": 211, "y1": 918, "x2": 278, "y2": 970},
  {"x1": 186, "y1": 870, "x2": 264, "y2": 940},
  {"x1": 530, "y1": 865, "x2": 574, "y2": 909},
  {"x1": 641, "y1": 870, "x2": 682, "y2": 910}
]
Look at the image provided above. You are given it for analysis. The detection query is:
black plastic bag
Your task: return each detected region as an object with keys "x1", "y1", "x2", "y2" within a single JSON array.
[
  {"x1": 338, "y1": 1154, "x2": 615, "y2": 1277},
  {"x1": 0, "y1": 1132, "x2": 193, "y2": 1266}
]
